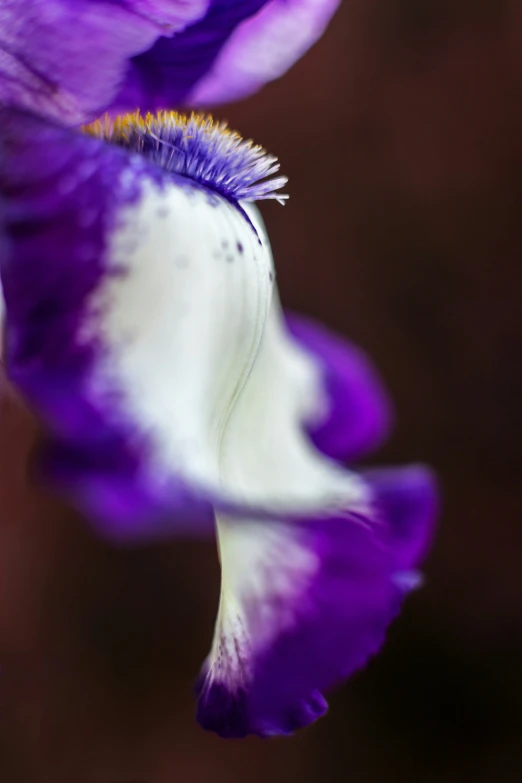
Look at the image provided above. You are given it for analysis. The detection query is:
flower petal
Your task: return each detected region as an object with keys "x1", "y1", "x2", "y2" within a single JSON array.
[
  {"x1": 111, "y1": 0, "x2": 341, "y2": 112},
  {"x1": 197, "y1": 465, "x2": 437, "y2": 737},
  {"x1": 187, "y1": 0, "x2": 341, "y2": 106},
  {"x1": 286, "y1": 314, "x2": 393, "y2": 462},
  {"x1": 0, "y1": 0, "x2": 207, "y2": 124},
  {"x1": 362, "y1": 465, "x2": 439, "y2": 571},
  {"x1": 194, "y1": 264, "x2": 437, "y2": 735},
  {"x1": 1, "y1": 0, "x2": 340, "y2": 122},
  {"x1": 0, "y1": 110, "x2": 275, "y2": 538},
  {"x1": 112, "y1": 0, "x2": 268, "y2": 113}
]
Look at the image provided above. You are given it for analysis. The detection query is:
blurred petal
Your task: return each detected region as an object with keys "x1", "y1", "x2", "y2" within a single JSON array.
[
  {"x1": 287, "y1": 314, "x2": 393, "y2": 462},
  {"x1": 113, "y1": 0, "x2": 269, "y2": 112},
  {"x1": 197, "y1": 471, "x2": 437, "y2": 737},
  {"x1": 188, "y1": 0, "x2": 341, "y2": 105},
  {"x1": 362, "y1": 465, "x2": 439, "y2": 570},
  {"x1": 1, "y1": 0, "x2": 340, "y2": 123},
  {"x1": 0, "y1": 0, "x2": 208, "y2": 125}
]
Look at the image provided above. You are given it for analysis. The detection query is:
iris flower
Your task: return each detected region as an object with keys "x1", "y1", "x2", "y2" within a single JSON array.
[{"x1": 0, "y1": 0, "x2": 437, "y2": 738}]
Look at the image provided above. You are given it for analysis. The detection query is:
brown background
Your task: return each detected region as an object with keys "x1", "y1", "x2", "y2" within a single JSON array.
[{"x1": 1, "y1": 0, "x2": 522, "y2": 780}]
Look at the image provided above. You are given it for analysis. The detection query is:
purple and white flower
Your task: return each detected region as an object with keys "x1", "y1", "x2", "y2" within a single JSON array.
[
  {"x1": 0, "y1": 107, "x2": 437, "y2": 737},
  {"x1": 0, "y1": 0, "x2": 438, "y2": 739}
]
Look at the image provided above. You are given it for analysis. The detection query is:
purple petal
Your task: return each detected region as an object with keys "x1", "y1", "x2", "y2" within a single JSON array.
[
  {"x1": 115, "y1": 0, "x2": 342, "y2": 111},
  {"x1": 1, "y1": 0, "x2": 340, "y2": 124},
  {"x1": 187, "y1": 0, "x2": 342, "y2": 106},
  {"x1": 197, "y1": 465, "x2": 437, "y2": 737},
  {"x1": 286, "y1": 313, "x2": 393, "y2": 462},
  {"x1": 112, "y1": 0, "x2": 269, "y2": 112},
  {"x1": 363, "y1": 464, "x2": 439, "y2": 570},
  {"x1": 0, "y1": 0, "x2": 202, "y2": 125}
]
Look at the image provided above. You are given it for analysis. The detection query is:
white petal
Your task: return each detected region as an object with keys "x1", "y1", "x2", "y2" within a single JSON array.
[
  {"x1": 83, "y1": 181, "x2": 273, "y2": 500},
  {"x1": 218, "y1": 207, "x2": 371, "y2": 515}
]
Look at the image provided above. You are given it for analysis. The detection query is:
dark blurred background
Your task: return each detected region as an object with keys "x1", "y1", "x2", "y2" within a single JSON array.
[{"x1": 1, "y1": 0, "x2": 522, "y2": 780}]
